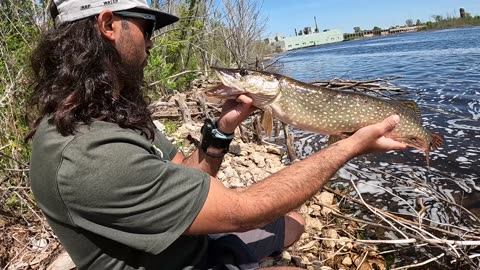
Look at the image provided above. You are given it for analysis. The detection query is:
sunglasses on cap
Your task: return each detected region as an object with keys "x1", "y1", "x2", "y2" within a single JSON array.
[{"x1": 114, "y1": 11, "x2": 157, "y2": 40}]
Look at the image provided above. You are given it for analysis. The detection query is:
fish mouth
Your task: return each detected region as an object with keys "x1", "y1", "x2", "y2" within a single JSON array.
[
  {"x1": 204, "y1": 83, "x2": 247, "y2": 98},
  {"x1": 206, "y1": 67, "x2": 248, "y2": 98},
  {"x1": 211, "y1": 67, "x2": 242, "y2": 88},
  {"x1": 388, "y1": 134, "x2": 427, "y2": 152}
]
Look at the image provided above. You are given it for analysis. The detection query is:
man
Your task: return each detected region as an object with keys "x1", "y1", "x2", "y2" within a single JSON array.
[{"x1": 27, "y1": 0, "x2": 407, "y2": 269}]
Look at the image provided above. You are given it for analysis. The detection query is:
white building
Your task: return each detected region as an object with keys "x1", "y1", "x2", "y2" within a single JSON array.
[{"x1": 270, "y1": 29, "x2": 344, "y2": 51}]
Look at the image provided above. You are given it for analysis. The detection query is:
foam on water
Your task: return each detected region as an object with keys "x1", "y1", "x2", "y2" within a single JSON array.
[{"x1": 274, "y1": 28, "x2": 480, "y2": 230}]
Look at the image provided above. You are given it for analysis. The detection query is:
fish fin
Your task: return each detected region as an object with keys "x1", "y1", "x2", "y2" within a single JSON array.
[
  {"x1": 327, "y1": 135, "x2": 343, "y2": 145},
  {"x1": 425, "y1": 148, "x2": 430, "y2": 170},
  {"x1": 430, "y1": 133, "x2": 444, "y2": 150},
  {"x1": 425, "y1": 133, "x2": 443, "y2": 170},
  {"x1": 327, "y1": 132, "x2": 354, "y2": 145},
  {"x1": 397, "y1": 100, "x2": 421, "y2": 121},
  {"x1": 262, "y1": 109, "x2": 274, "y2": 137}
]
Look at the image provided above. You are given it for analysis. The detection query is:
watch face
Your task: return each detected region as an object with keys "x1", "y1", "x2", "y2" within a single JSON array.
[{"x1": 201, "y1": 118, "x2": 233, "y2": 151}]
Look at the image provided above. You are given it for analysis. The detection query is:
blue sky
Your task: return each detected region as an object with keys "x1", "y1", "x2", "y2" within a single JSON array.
[{"x1": 261, "y1": 0, "x2": 480, "y2": 37}]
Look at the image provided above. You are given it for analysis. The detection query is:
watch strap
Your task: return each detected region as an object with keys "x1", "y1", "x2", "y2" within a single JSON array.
[{"x1": 200, "y1": 118, "x2": 234, "y2": 158}]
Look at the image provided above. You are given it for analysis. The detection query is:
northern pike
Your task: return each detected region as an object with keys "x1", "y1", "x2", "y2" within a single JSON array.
[{"x1": 207, "y1": 67, "x2": 444, "y2": 165}]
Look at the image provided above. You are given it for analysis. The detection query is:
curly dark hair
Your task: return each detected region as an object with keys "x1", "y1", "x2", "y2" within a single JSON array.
[{"x1": 26, "y1": 5, "x2": 155, "y2": 141}]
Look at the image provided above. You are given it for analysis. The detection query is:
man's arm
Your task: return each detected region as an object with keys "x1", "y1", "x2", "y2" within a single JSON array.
[
  {"x1": 184, "y1": 115, "x2": 406, "y2": 235},
  {"x1": 171, "y1": 94, "x2": 255, "y2": 176}
]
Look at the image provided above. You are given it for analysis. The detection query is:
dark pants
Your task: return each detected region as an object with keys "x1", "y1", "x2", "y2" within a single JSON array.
[{"x1": 206, "y1": 217, "x2": 285, "y2": 270}]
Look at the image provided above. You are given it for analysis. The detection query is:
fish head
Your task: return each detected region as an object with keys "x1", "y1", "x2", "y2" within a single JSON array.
[
  {"x1": 393, "y1": 128, "x2": 444, "y2": 167},
  {"x1": 208, "y1": 67, "x2": 281, "y2": 107},
  {"x1": 403, "y1": 134, "x2": 430, "y2": 152}
]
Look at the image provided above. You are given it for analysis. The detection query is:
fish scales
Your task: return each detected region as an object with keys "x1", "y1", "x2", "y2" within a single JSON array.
[
  {"x1": 207, "y1": 67, "x2": 444, "y2": 165},
  {"x1": 261, "y1": 77, "x2": 427, "y2": 144}
]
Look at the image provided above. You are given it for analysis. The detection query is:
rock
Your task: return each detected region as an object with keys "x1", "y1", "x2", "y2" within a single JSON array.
[
  {"x1": 251, "y1": 168, "x2": 268, "y2": 179},
  {"x1": 305, "y1": 216, "x2": 323, "y2": 231},
  {"x1": 322, "y1": 251, "x2": 336, "y2": 266},
  {"x1": 223, "y1": 166, "x2": 238, "y2": 179},
  {"x1": 298, "y1": 240, "x2": 317, "y2": 251},
  {"x1": 282, "y1": 251, "x2": 292, "y2": 261},
  {"x1": 265, "y1": 145, "x2": 283, "y2": 155},
  {"x1": 250, "y1": 152, "x2": 266, "y2": 168},
  {"x1": 299, "y1": 204, "x2": 311, "y2": 215},
  {"x1": 47, "y1": 251, "x2": 76, "y2": 270},
  {"x1": 353, "y1": 255, "x2": 371, "y2": 270},
  {"x1": 324, "y1": 229, "x2": 338, "y2": 239},
  {"x1": 216, "y1": 171, "x2": 225, "y2": 180},
  {"x1": 229, "y1": 144, "x2": 242, "y2": 156},
  {"x1": 31, "y1": 238, "x2": 48, "y2": 250},
  {"x1": 291, "y1": 255, "x2": 305, "y2": 268},
  {"x1": 322, "y1": 229, "x2": 338, "y2": 248},
  {"x1": 311, "y1": 260, "x2": 323, "y2": 268},
  {"x1": 310, "y1": 204, "x2": 321, "y2": 212},
  {"x1": 259, "y1": 258, "x2": 274, "y2": 267},
  {"x1": 266, "y1": 156, "x2": 282, "y2": 166},
  {"x1": 173, "y1": 125, "x2": 190, "y2": 139},
  {"x1": 342, "y1": 256, "x2": 353, "y2": 266},
  {"x1": 228, "y1": 178, "x2": 244, "y2": 188},
  {"x1": 254, "y1": 145, "x2": 267, "y2": 153},
  {"x1": 316, "y1": 191, "x2": 335, "y2": 206},
  {"x1": 235, "y1": 166, "x2": 249, "y2": 176},
  {"x1": 337, "y1": 237, "x2": 353, "y2": 250},
  {"x1": 310, "y1": 204, "x2": 322, "y2": 216}
]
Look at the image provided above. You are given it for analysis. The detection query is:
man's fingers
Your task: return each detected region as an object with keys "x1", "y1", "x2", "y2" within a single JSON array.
[
  {"x1": 379, "y1": 115, "x2": 400, "y2": 133},
  {"x1": 379, "y1": 136, "x2": 408, "y2": 150},
  {"x1": 236, "y1": 94, "x2": 254, "y2": 105},
  {"x1": 236, "y1": 94, "x2": 257, "y2": 114}
]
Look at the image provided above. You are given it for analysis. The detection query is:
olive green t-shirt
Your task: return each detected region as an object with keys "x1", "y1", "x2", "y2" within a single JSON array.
[{"x1": 29, "y1": 118, "x2": 210, "y2": 269}]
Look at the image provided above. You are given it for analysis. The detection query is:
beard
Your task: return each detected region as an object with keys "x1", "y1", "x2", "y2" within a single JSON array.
[
  {"x1": 121, "y1": 59, "x2": 144, "y2": 90},
  {"x1": 117, "y1": 32, "x2": 147, "y2": 91}
]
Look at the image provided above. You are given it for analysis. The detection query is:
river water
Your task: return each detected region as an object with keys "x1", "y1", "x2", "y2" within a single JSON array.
[{"x1": 273, "y1": 28, "x2": 480, "y2": 229}]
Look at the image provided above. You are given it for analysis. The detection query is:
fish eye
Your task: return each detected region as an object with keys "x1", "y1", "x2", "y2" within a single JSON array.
[{"x1": 239, "y1": 69, "x2": 250, "y2": 76}]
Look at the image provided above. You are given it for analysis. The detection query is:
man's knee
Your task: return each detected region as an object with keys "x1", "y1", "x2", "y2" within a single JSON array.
[{"x1": 284, "y1": 211, "x2": 305, "y2": 248}]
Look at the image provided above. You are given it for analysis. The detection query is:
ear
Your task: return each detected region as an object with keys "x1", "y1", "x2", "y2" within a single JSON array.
[{"x1": 97, "y1": 10, "x2": 120, "y2": 42}]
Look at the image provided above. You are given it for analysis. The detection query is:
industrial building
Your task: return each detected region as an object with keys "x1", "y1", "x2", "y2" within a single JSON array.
[{"x1": 266, "y1": 29, "x2": 344, "y2": 52}]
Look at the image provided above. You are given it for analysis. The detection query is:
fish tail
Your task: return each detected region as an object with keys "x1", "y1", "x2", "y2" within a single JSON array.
[
  {"x1": 430, "y1": 133, "x2": 444, "y2": 150},
  {"x1": 425, "y1": 133, "x2": 444, "y2": 169},
  {"x1": 425, "y1": 148, "x2": 430, "y2": 169}
]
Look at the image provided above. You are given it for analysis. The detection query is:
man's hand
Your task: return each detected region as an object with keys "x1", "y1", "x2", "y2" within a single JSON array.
[
  {"x1": 216, "y1": 94, "x2": 256, "y2": 134},
  {"x1": 344, "y1": 115, "x2": 407, "y2": 156}
]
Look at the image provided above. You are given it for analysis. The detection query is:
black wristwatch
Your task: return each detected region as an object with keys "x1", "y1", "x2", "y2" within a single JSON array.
[{"x1": 200, "y1": 118, "x2": 234, "y2": 158}]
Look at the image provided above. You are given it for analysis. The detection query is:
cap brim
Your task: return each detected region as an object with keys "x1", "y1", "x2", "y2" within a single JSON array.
[{"x1": 131, "y1": 7, "x2": 179, "y2": 30}]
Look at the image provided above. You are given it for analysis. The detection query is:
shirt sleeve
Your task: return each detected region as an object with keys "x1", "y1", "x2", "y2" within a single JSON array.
[
  {"x1": 152, "y1": 129, "x2": 177, "y2": 160},
  {"x1": 56, "y1": 128, "x2": 210, "y2": 255}
]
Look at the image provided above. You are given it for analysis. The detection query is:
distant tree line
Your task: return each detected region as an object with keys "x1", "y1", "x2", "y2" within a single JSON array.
[{"x1": 352, "y1": 10, "x2": 480, "y2": 33}]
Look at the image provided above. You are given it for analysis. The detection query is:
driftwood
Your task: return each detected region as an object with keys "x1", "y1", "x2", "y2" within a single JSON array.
[
  {"x1": 174, "y1": 94, "x2": 192, "y2": 123},
  {"x1": 282, "y1": 122, "x2": 297, "y2": 163}
]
